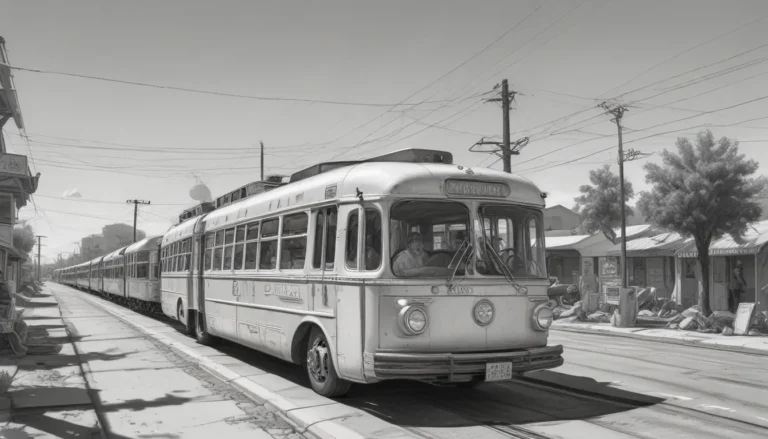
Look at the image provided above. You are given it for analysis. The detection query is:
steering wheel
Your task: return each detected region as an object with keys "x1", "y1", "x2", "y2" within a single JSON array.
[{"x1": 498, "y1": 248, "x2": 527, "y2": 272}]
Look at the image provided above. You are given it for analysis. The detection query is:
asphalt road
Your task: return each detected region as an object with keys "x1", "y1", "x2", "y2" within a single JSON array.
[{"x1": 35, "y1": 284, "x2": 768, "y2": 439}]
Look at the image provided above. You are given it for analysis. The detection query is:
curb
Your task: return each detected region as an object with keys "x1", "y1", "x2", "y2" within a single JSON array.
[
  {"x1": 551, "y1": 324, "x2": 768, "y2": 357},
  {"x1": 75, "y1": 293, "x2": 418, "y2": 439}
]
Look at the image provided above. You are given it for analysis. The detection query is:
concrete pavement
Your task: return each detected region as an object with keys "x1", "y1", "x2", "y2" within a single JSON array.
[
  {"x1": 552, "y1": 320, "x2": 768, "y2": 356},
  {"x1": 1, "y1": 285, "x2": 304, "y2": 439}
]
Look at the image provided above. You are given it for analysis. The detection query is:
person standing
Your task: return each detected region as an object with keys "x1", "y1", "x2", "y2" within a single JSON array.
[{"x1": 728, "y1": 260, "x2": 747, "y2": 313}]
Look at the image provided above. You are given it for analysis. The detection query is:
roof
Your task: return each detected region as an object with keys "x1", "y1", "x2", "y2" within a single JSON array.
[
  {"x1": 616, "y1": 224, "x2": 652, "y2": 238},
  {"x1": 544, "y1": 235, "x2": 591, "y2": 250},
  {"x1": 103, "y1": 245, "x2": 129, "y2": 262},
  {"x1": 163, "y1": 214, "x2": 205, "y2": 246},
  {"x1": 201, "y1": 161, "x2": 546, "y2": 231},
  {"x1": 125, "y1": 235, "x2": 162, "y2": 254},
  {"x1": 0, "y1": 37, "x2": 23, "y2": 131},
  {"x1": 544, "y1": 205, "x2": 579, "y2": 216},
  {"x1": 607, "y1": 232, "x2": 689, "y2": 256},
  {"x1": 676, "y1": 219, "x2": 768, "y2": 258}
]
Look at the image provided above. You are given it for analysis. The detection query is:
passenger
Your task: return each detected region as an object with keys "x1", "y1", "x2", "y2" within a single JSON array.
[{"x1": 392, "y1": 232, "x2": 429, "y2": 276}]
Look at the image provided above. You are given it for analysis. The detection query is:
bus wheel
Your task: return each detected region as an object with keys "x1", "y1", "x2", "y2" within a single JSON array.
[
  {"x1": 177, "y1": 301, "x2": 193, "y2": 336},
  {"x1": 305, "y1": 327, "x2": 351, "y2": 397},
  {"x1": 195, "y1": 311, "x2": 219, "y2": 346}
]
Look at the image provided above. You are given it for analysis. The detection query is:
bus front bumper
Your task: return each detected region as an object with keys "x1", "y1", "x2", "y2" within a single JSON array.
[{"x1": 371, "y1": 345, "x2": 564, "y2": 381}]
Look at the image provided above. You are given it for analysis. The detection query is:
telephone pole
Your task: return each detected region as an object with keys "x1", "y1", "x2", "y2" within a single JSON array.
[
  {"x1": 470, "y1": 79, "x2": 529, "y2": 172},
  {"x1": 125, "y1": 199, "x2": 150, "y2": 243},
  {"x1": 260, "y1": 141, "x2": 265, "y2": 181},
  {"x1": 35, "y1": 235, "x2": 46, "y2": 282},
  {"x1": 599, "y1": 101, "x2": 632, "y2": 288}
]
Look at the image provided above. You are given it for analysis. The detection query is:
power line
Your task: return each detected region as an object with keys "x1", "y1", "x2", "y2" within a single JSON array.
[
  {"x1": 9, "y1": 65, "x2": 466, "y2": 108},
  {"x1": 34, "y1": 194, "x2": 185, "y2": 206}
]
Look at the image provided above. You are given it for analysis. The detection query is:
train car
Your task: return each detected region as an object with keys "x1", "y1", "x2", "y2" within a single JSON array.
[
  {"x1": 124, "y1": 235, "x2": 163, "y2": 313},
  {"x1": 88, "y1": 256, "x2": 105, "y2": 292},
  {"x1": 74, "y1": 261, "x2": 91, "y2": 289},
  {"x1": 102, "y1": 246, "x2": 127, "y2": 298},
  {"x1": 160, "y1": 215, "x2": 205, "y2": 333}
]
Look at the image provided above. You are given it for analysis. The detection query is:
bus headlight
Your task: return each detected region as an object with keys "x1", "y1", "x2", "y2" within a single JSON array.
[
  {"x1": 533, "y1": 304, "x2": 553, "y2": 331},
  {"x1": 473, "y1": 300, "x2": 495, "y2": 326},
  {"x1": 398, "y1": 305, "x2": 428, "y2": 335}
]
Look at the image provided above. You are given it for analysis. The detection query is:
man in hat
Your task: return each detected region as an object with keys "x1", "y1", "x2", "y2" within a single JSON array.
[
  {"x1": 728, "y1": 260, "x2": 747, "y2": 313},
  {"x1": 392, "y1": 232, "x2": 429, "y2": 276}
]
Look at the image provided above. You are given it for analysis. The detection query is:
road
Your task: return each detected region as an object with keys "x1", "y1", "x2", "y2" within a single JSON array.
[{"x1": 26, "y1": 284, "x2": 768, "y2": 439}]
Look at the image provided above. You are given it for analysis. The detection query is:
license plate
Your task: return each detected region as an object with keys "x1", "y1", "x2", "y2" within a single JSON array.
[{"x1": 485, "y1": 362, "x2": 513, "y2": 382}]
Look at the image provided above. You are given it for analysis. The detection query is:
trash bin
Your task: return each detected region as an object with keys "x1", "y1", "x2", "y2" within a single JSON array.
[{"x1": 615, "y1": 287, "x2": 638, "y2": 327}]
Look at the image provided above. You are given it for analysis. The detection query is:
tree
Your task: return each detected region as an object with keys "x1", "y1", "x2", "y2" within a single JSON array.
[
  {"x1": 13, "y1": 223, "x2": 35, "y2": 255},
  {"x1": 637, "y1": 131, "x2": 766, "y2": 316},
  {"x1": 574, "y1": 165, "x2": 634, "y2": 244}
]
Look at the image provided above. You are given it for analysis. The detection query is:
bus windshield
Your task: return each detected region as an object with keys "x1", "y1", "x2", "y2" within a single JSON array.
[
  {"x1": 390, "y1": 201, "x2": 470, "y2": 278},
  {"x1": 475, "y1": 204, "x2": 546, "y2": 279}
]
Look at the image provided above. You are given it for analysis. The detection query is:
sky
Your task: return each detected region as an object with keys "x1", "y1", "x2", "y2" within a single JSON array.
[{"x1": 2, "y1": 0, "x2": 768, "y2": 264}]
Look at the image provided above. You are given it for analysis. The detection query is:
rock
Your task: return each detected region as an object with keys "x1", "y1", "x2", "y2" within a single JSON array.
[
  {"x1": 587, "y1": 311, "x2": 610, "y2": 323},
  {"x1": 722, "y1": 327, "x2": 734, "y2": 336},
  {"x1": 638, "y1": 310, "x2": 655, "y2": 317},
  {"x1": 679, "y1": 316, "x2": 698, "y2": 330}
]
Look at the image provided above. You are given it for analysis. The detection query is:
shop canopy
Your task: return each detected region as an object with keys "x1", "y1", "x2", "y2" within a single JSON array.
[
  {"x1": 675, "y1": 219, "x2": 768, "y2": 258},
  {"x1": 607, "y1": 232, "x2": 689, "y2": 257},
  {"x1": 541, "y1": 234, "x2": 590, "y2": 250}
]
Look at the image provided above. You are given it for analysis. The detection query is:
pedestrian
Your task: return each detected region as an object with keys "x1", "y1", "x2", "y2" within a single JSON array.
[{"x1": 728, "y1": 260, "x2": 747, "y2": 313}]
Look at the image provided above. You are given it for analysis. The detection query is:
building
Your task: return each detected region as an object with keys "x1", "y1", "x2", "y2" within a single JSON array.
[
  {"x1": 81, "y1": 234, "x2": 107, "y2": 260},
  {"x1": 544, "y1": 205, "x2": 581, "y2": 232},
  {"x1": 0, "y1": 36, "x2": 41, "y2": 294}
]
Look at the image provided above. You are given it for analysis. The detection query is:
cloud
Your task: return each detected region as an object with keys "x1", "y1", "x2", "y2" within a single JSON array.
[{"x1": 62, "y1": 189, "x2": 82, "y2": 198}]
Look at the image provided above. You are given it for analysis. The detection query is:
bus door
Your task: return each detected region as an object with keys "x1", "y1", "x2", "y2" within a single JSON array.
[{"x1": 311, "y1": 205, "x2": 338, "y2": 314}]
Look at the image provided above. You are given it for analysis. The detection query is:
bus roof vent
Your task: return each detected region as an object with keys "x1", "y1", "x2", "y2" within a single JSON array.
[
  {"x1": 213, "y1": 178, "x2": 287, "y2": 209},
  {"x1": 178, "y1": 201, "x2": 214, "y2": 224}
]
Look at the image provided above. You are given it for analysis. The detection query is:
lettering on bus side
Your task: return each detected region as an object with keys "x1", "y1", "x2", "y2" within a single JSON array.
[
  {"x1": 264, "y1": 283, "x2": 303, "y2": 303},
  {"x1": 447, "y1": 285, "x2": 475, "y2": 295}
]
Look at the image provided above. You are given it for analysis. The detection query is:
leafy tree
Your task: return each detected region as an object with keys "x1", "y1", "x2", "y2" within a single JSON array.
[
  {"x1": 637, "y1": 131, "x2": 766, "y2": 315},
  {"x1": 13, "y1": 223, "x2": 36, "y2": 255},
  {"x1": 574, "y1": 165, "x2": 635, "y2": 244}
]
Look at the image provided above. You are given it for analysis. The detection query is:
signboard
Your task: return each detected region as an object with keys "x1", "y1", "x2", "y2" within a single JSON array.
[
  {"x1": 0, "y1": 153, "x2": 27, "y2": 177},
  {"x1": 733, "y1": 302, "x2": 756, "y2": 335},
  {"x1": 678, "y1": 247, "x2": 759, "y2": 258},
  {"x1": 603, "y1": 285, "x2": 621, "y2": 305},
  {"x1": 443, "y1": 179, "x2": 510, "y2": 198}
]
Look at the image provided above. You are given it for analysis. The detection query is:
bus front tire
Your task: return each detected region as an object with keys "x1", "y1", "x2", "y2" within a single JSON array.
[
  {"x1": 305, "y1": 327, "x2": 351, "y2": 398},
  {"x1": 177, "y1": 301, "x2": 194, "y2": 336},
  {"x1": 195, "y1": 312, "x2": 219, "y2": 346}
]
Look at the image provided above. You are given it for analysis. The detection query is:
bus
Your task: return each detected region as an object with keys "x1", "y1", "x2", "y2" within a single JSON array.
[{"x1": 160, "y1": 149, "x2": 563, "y2": 397}]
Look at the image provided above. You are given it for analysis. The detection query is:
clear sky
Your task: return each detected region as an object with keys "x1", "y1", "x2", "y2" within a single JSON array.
[{"x1": 2, "y1": 0, "x2": 768, "y2": 263}]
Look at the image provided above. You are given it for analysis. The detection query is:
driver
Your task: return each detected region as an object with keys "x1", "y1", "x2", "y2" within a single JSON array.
[{"x1": 392, "y1": 232, "x2": 429, "y2": 276}]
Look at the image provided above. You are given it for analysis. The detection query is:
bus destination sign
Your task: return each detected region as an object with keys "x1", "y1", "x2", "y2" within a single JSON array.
[{"x1": 444, "y1": 179, "x2": 510, "y2": 198}]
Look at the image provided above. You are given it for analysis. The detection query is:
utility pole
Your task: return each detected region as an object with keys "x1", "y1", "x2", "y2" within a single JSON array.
[
  {"x1": 260, "y1": 141, "x2": 264, "y2": 181},
  {"x1": 35, "y1": 235, "x2": 45, "y2": 282},
  {"x1": 470, "y1": 79, "x2": 529, "y2": 172},
  {"x1": 125, "y1": 199, "x2": 150, "y2": 243},
  {"x1": 599, "y1": 101, "x2": 635, "y2": 288}
]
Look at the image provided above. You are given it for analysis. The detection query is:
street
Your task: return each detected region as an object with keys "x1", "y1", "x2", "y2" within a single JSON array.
[{"x1": 8, "y1": 283, "x2": 765, "y2": 439}]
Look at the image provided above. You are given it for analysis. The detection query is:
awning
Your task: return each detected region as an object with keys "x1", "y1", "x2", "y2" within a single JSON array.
[
  {"x1": 607, "y1": 232, "x2": 689, "y2": 257},
  {"x1": 542, "y1": 234, "x2": 590, "y2": 250},
  {"x1": 675, "y1": 219, "x2": 768, "y2": 258}
]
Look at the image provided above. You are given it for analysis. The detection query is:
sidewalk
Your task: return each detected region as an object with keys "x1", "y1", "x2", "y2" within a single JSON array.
[
  {"x1": 1, "y1": 285, "x2": 308, "y2": 439},
  {"x1": 551, "y1": 320, "x2": 768, "y2": 356}
]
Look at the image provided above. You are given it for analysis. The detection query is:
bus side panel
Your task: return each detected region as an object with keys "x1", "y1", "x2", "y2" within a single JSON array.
[
  {"x1": 336, "y1": 284, "x2": 364, "y2": 381},
  {"x1": 203, "y1": 278, "x2": 238, "y2": 341}
]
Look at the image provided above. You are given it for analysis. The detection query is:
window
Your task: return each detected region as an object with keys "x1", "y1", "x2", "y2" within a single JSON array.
[
  {"x1": 136, "y1": 251, "x2": 150, "y2": 279},
  {"x1": 213, "y1": 230, "x2": 225, "y2": 271},
  {"x1": 390, "y1": 201, "x2": 470, "y2": 277},
  {"x1": 346, "y1": 211, "x2": 359, "y2": 270},
  {"x1": 313, "y1": 206, "x2": 337, "y2": 270},
  {"x1": 234, "y1": 225, "x2": 245, "y2": 270},
  {"x1": 244, "y1": 222, "x2": 259, "y2": 270},
  {"x1": 0, "y1": 195, "x2": 12, "y2": 225},
  {"x1": 280, "y1": 213, "x2": 308, "y2": 269},
  {"x1": 204, "y1": 233, "x2": 214, "y2": 271},
  {"x1": 363, "y1": 208, "x2": 382, "y2": 271},
  {"x1": 475, "y1": 204, "x2": 546, "y2": 279},
  {"x1": 259, "y1": 219, "x2": 279, "y2": 270},
  {"x1": 223, "y1": 228, "x2": 235, "y2": 270}
]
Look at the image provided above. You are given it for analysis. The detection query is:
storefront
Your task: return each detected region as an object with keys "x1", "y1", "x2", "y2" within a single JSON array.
[
  {"x1": 604, "y1": 232, "x2": 688, "y2": 299},
  {"x1": 576, "y1": 225, "x2": 657, "y2": 292},
  {"x1": 544, "y1": 234, "x2": 590, "y2": 285},
  {"x1": 674, "y1": 220, "x2": 768, "y2": 313}
]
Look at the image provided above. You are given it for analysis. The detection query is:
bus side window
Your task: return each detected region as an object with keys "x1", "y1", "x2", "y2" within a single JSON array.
[
  {"x1": 364, "y1": 208, "x2": 382, "y2": 271},
  {"x1": 214, "y1": 230, "x2": 225, "y2": 271},
  {"x1": 244, "y1": 222, "x2": 259, "y2": 270},
  {"x1": 223, "y1": 228, "x2": 235, "y2": 270},
  {"x1": 259, "y1": 218, "x2": 279, "y2": 270},
  {"x1": 204, "y1": 233, "x2": 214, "y2": 271},
  {"x1": 346, "y1": 211, "x2": 359, "y2": 270},
  {"x1": 280, "y1": 212, "x2": 308, "y2": 270}
]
